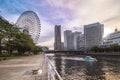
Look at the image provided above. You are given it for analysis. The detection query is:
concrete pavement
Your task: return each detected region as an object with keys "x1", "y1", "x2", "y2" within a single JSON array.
[{"x1": 0, "y1": 54, "x2": 47, "y2": 80}]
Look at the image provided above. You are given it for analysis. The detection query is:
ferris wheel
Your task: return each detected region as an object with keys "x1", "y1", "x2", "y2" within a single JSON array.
[{"x1": 16, "y1": 11, "x2": 41, "y2": 43}]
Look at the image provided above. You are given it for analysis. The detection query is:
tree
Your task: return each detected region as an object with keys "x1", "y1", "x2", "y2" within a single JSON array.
[
  {"x1": 0, "y1": 17, "x2": 9, "y2": 54},
  {"x1": 91, "y1": 46, "x2": 100, "y2": 52},
  {"x1": 91, "y1": 44, "x2": 120, "y2": 52},
  {"x1": 0, "y1": 17, "x2": 20, "y2": 54},
  {"x1": 12, "y1": 32, "x2": 35, "y2": 55},
  {"x1": 110, "y1": 44, "x2": 120, "y2": 52},
  {"x1": 32, "y1": 46, "x2": 43, "y2": 54},
  {"x1": 0, "y1": 16, "x2": 41, "y2": 55}
]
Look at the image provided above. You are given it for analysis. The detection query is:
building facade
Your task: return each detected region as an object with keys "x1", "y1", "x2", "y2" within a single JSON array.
[
  {"x1": 103, "y1": 29, "x2": 120, "y2": 46},
  {"x1": 73, "y1": 32, "x2": 82, "y2": 50},
  {"x1": 54, "y1": 25, "x2": 62, "y2": 50},
  {"x1": 84, "y1": 22, "x2": 104, "y2": 49},
  {"x1": 61, "y1": 42, "x2": 64, "y2": 50},
  {"x1": 64, "y1": 30, "x2": 74, "y2": 50},
  {"x1": 79, "y1": 34, "x2": 85, "y2": 50}
]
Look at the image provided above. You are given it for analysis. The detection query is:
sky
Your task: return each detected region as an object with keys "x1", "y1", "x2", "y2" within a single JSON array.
[{"x1": 0, "y1": 0, "x2": 120, "y2": 49}]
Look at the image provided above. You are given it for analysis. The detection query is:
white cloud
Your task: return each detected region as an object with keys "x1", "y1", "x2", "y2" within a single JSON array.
[
  {"x1": 1, "y1": 0, "x2": 120, "y2": 49},
  {"x1": 37, "y1": 0, "x2": 120, "y2": 49},
  {"x1": 37, "y1": 38, "x2": 54, "y2": 50}
]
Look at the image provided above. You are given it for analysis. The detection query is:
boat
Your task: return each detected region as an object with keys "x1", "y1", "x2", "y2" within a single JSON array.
[{"x1": 84, "y1": 56, "x2": 97, "y2": 61}]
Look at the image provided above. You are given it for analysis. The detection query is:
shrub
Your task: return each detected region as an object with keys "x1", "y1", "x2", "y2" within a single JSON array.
[{"x1": 0, "y1": 53, "x2": 11, "y2": 57}]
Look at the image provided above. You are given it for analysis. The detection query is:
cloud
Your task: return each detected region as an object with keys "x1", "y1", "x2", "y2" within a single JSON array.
[
  {"x1": 103, "y1": 15, "x2": 120, "y2": 23},
  {"x1": 1, "y1": 0, "x2": 120, "y2": 49},
  {"x1": 37, "y1": 38, "x2": 54, "y2": 49},
  {"x1": 38, "y1": 17, "x2": 54, "y2": 43}
]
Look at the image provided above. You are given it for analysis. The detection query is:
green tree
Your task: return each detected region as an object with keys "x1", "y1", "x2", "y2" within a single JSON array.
[
  {"x1": 0, "y1": 17, "x2": 9, "y2": 54},
  {"x1": 91, "y1": 46, "x2": 100, "y2": 52},
  {"x1": 0, "y1": 18, "x2": 20, "y2": 54},
  {"x1": 110, "y1": 44, "x2": 120, "y2": 52},
  {"x1": 13, "y1": 32, "x2": 38, "y2": 55},
  {"x1": 0, "y1": 16, "x2": 42, "y2": 55},
  {"x1": 32, "y1": 46, "x2": 43, "y2": 54}
]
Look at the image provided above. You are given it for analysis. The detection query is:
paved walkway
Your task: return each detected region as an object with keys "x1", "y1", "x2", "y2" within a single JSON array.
[{"x1": 0, "y1": 54, "x2": 47, "y2": 80}]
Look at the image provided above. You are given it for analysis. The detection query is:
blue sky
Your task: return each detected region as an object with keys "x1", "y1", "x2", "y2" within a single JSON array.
[{"x1": 0, "y1": 0, "x2": 120, "y2": 49}]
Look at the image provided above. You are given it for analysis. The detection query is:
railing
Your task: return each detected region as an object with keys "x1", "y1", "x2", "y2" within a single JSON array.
[{"x1": 45, "y1": 54, "x2": 63, "y2": 80}]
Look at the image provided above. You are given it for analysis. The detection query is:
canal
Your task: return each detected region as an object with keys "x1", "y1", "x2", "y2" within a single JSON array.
[{"x1": 49, "y1": 54, "x2": 120, "y2": 80}]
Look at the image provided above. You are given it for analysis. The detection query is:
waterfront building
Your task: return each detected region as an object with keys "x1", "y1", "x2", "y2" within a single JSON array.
[
  {"x1": 73, "y1": 32, "x2": 82, "y2": 50},
  {"x1": 54, "y1": 25, "x2": 62, "y2": 50},
  {"x1": 103, "y1": 29, "x2": 120, "y2": 46},
  {"x1": 84, "y1": 22, "x2": 104, "y2": 48},
  {"x1": 79, "y1": 34, "x2": 85, "y2": 50},
  {"x1": 61, "y1": 42, "x2": 64, "y2": 50},
  {"x1": 64, "y1": 30, "x2": 74, "y2": 50}
]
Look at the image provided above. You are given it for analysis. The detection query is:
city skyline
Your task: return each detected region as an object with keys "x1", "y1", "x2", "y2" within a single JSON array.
[{"x1": 0, "y1": 0, "x2": 120, "y2": 49}]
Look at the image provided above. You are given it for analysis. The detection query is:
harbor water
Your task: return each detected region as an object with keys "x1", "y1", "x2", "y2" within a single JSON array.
[{"x1": 49, "y1": 54, "x2": 120, "y2": 80}]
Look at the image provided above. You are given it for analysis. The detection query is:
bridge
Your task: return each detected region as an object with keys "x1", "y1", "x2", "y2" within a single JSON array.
[
  {"x1": 44, "y1": 50, "x2": 120, "y2": 56},
  {"x1": 44, "y1": 50, "x2": 85, "y2": 53}
]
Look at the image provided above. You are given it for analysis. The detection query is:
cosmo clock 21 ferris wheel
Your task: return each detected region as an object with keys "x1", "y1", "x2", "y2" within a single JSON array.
[{"x1": 16, "y1": 11, "x2": 41, "y2": 43}]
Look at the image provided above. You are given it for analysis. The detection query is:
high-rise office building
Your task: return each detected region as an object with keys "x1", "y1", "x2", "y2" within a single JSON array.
[
  {"x1": 84, "y1": 22, "x2": 104, "y2": 48},
  {"x1": 73, "y1": 32, "x2": 82, "y2": 50},
  {"x1": 54, "y1": 25, "x2": 62, "y2": 50},
  {"x1": 79, "y1": 34, "x2": 85, "y2": 49},
  {"x1": 64, "y1": 30, "x2": 73, "y2": 50},
  {"x1": 61, "y1": 42, "x2": 64, "y2": 50}
]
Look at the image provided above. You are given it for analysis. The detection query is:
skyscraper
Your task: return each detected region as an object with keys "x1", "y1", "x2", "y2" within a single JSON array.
[
  {"x1": 54, "y1": 25, "x2": 62, "y2": 50},
  {"x1": 64, "y1": 30, "x2": 74, "y2": 50},
  {"x1": 73, "y1": 32, "x2": 82, "y2": 50},
  {"x1": 79, "y1": 34, "x2": 85, "y2": 49},
  {"x1": 61, "y1": 42, "x2": 64, "y2": 50},
  {"x1": 84, "y1": 22, "x2": 104, "y2": 48}
]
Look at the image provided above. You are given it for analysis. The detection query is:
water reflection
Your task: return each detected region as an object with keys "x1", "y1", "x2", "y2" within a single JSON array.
[{"x1": 53, "y1": 55, "x2": 120, "y2": 80}]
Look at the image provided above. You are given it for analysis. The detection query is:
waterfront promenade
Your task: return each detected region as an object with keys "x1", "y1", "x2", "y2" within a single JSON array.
[{"x1": 0, "y1": 54, "x2": 47, "y2": 80}]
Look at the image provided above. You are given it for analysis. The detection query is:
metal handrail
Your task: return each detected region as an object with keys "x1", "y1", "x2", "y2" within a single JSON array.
[{"x1": 45, "y1": 55, "x2": 63, "y2": 80}]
